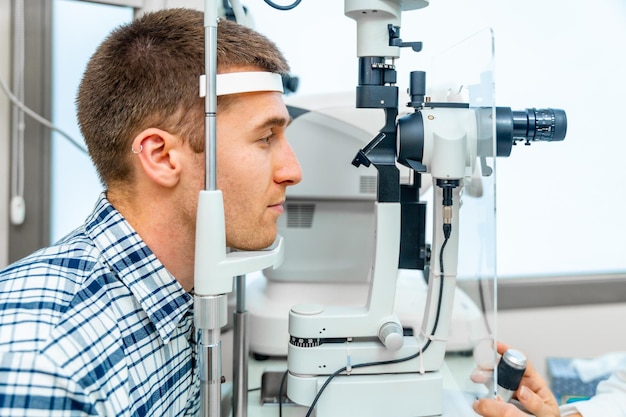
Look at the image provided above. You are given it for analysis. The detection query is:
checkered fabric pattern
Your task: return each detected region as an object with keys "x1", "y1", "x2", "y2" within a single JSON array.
[
  {"x1": 548, "y1": 357, "x2": 610, "y2": 405},
  {"x1": 0, "y1": 194, "x2": 199, "y2": 416}
]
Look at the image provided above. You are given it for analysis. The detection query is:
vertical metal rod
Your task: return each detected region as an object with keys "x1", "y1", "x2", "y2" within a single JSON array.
[
  {"x1": 195, "y1": 293, "x2": 228, "y2": 417},
  {"x1": 198, "y1": 327, "x2": 223, "y2": 417},
  {"x1": 204, "y1": 1, "x2": 218, "y2": 191},
  {"x1": 198, "y1": 3, "x2": 221, "y2": 417},
  {"x1": 232, "y1": 275, "x2": 248, "y2": 417}
]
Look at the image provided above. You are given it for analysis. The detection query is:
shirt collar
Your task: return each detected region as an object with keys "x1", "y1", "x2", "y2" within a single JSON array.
[{"x1": 84, "y1": 193, "x2": 193, "y2": 344}]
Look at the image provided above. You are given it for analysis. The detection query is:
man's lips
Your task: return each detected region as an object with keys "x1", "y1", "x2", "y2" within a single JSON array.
[{"x1": 268, "y1": 200, "x2": 285, "y2": 214}]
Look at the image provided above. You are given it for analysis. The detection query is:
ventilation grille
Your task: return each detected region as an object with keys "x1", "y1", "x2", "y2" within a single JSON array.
[
  {"x1": 286, "y1": 203, "x2": 315, "y2": 228},
  {"x1": 359, "y1": 175, "x2": 377, "y2": 195}
]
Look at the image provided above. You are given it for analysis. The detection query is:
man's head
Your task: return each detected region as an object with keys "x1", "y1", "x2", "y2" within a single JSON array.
[
  {"x1": 77, "y1": 8, "x2": 289, "y2": 187},
  {"x1": 77, "y1": 8, "x2": 301, "y2": 253}
]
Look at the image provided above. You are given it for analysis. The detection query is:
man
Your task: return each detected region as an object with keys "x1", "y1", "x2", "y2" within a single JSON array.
[
  {"x1": 472, "y1": 342, "x2": 626, "y2": 417},
  {"x1": 0, "y1": 8, "x2": 301, "y2": 416}
]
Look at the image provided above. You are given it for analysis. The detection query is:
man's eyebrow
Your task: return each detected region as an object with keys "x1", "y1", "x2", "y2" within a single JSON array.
[{"x1": 257, "y1": 116, "x2": 292, "y2": 130}]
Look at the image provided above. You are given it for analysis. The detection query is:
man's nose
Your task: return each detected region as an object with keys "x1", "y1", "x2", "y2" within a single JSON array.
[{"x1": 277, "y1": 141, "x2": 302, "y2": 186}]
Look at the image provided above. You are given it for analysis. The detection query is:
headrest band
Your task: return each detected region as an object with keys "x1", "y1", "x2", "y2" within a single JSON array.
[{"x1": 199, "y1": 72, "x2": 284, "y2": 97}]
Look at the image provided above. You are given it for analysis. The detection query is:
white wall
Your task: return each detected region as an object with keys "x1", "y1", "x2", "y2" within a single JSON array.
[
  {"x1": 243, "y1": 0, "x2": 626, "y2": 279},
  {"x1": 48, "y1": 0, "x2": 626, "y2": 277},
  {"x1": 0, "y1": 0, "x2": 11, "y2": 269}
]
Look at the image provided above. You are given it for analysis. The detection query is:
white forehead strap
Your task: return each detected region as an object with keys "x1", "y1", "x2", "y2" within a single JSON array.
[{"x1": 199, "y1": 72, "x2": 284, "y2": 97}]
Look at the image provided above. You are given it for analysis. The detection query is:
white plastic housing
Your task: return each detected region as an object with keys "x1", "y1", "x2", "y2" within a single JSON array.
[{"x1": 193, "y1": 190, "x2": 284, "y2": 295}]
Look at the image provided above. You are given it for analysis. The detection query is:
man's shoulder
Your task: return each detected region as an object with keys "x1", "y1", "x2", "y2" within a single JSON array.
[
  {"x1": 0, "y1": 228, "x2": 101, "y2": 288},
  {"x1": 0, "y1": 231, "x2": 112, "y2": 349}
]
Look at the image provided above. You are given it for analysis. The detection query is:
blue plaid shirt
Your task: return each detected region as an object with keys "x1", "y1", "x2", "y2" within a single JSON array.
[{"x1": 0, "y1": 194, "x2": 200, "y2": 416}]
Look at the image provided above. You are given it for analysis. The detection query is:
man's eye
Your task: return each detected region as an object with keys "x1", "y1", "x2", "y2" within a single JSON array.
[{"x1": 259, "y1": 136, "x2": 271, "y2": 145}]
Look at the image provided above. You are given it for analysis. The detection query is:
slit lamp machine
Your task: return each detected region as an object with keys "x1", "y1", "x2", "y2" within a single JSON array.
[{"x1": 193, "y1": 1, "x2": 567, "y2": 416}]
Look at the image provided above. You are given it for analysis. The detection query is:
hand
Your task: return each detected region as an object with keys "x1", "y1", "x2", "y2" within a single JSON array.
[{"x1": 471, "y1": 342, "x2": 561, "y2": 417}]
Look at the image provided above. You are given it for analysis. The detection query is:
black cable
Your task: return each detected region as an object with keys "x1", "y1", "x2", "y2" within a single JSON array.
[
  {"x1": 302, "y1": 231, "x2": 451, "y2": 417},
  {"x1": 478, "y1": 277, "x2": 493, "y2": 335},
  {"x1": 295, "y1": 185, "x2": 458, "y2": 417},
  {"x1": 263, "y1": 0, "x2": 302, "y2": 11},
  {"x1": 278, "y1": 370, "x2": 288, "y2": 417}
]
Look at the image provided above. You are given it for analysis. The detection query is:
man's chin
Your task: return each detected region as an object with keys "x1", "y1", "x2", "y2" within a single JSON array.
[{"x1": 228, "y1": 234, "x2": 277, "y2": 251}]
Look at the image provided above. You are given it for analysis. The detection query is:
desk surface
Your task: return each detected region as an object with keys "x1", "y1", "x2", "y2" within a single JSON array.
[{"x1": 240, "y1": 354, "x2": 485, "y2": 417}]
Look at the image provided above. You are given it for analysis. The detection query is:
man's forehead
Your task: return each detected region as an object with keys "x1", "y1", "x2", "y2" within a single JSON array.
[{"x1": 218, "y1": 91, "x2": 290, "y2": 128}]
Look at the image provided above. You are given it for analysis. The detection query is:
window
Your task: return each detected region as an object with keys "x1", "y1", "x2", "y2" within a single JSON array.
[{"x1": 51, "y1": 0, "x2": 132, "y2": 242}]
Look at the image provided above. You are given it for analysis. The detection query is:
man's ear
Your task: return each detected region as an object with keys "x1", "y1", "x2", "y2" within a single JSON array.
[{"x1": 131, "y1": 128, "x2": 183, "y2": 188}]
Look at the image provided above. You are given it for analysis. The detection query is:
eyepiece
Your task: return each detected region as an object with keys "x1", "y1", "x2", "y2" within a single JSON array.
[
  {"x1": 495, "y1": 107, "x2": 567, "y2": 156},
  {"x1": 511, "y1": 108, "x2": 567, "y2": 142}
]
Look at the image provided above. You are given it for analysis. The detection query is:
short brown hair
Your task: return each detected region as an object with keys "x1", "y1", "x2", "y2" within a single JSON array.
[{"x1": 76, "y1": 8, "x2": 289, "y2": 187}]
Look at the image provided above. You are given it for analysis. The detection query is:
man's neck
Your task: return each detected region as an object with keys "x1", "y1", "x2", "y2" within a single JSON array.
[{"x1": 107, "y1": 189, "x2": 195, "y2": 292}]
